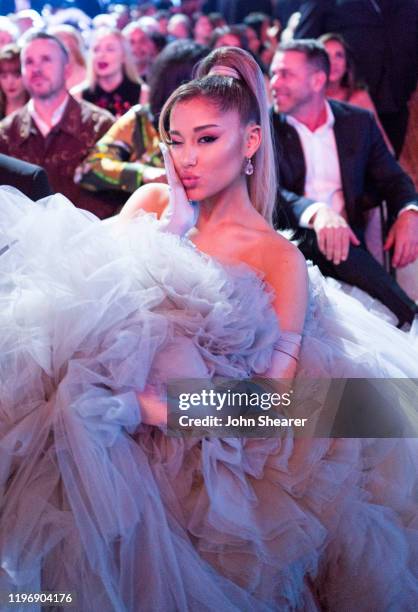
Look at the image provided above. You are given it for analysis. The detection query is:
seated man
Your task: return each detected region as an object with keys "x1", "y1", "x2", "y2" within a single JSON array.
[
  {"x1": 0, "y1": 31, "x2": 117, "y2": 219},
  {"x1": 270, "y1": 40, "x2": 418, "y2": 327},
  {"x1": 0, "y1": 153, "x2": 51, "y2": 200}
]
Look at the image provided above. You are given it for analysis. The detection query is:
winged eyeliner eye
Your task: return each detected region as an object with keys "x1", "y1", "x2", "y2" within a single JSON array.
[{"x1": 199, "y1": 136, "x2": 218, "y2": 143}]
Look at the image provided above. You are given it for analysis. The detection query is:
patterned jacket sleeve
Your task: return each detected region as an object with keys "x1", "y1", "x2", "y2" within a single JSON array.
[{"x1": 75, "y1": 105, "x2": 163, "y2": 193}]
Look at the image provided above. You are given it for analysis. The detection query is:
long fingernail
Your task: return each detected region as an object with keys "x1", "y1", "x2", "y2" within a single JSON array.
[{"x1": 159, "y1": 142, "x2": 168, "y2": 155}]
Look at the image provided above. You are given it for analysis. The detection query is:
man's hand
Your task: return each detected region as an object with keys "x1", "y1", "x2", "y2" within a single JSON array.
[
  {"x1": 311, "y1": 206, "x2": 360, "y2": 265},
  {"x1": 142, "y1": 165, "x2": 167, "y2": 184},
  {"x1": 384, "y1": 210, "x2": 418, "y2": 268}
]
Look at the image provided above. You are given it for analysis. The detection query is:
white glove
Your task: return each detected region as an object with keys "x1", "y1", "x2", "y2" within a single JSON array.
[{"x1": 158, "y1": 142, "x2": 199, "y2": 236}]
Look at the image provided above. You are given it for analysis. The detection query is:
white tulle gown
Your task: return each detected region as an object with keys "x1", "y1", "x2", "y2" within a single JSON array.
[{"x1": 1, "y1": 187, "x2": 418, "y2": 612}]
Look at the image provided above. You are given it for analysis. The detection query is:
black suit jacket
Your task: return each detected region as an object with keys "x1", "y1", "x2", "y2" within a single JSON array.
[
  {"x1": 271, "y1": 100, "x2": 418, "y2": 232},
  {"x1": 0, "y1": 154, "x2": 52, "y2": 200},
  {"x1": 294, "y1": 0, "x2": 418, "y2": 113}
]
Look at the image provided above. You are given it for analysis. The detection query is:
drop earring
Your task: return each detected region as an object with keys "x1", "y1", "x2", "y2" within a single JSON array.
[{"x1": 245, "y1": 157, "x2": 254, "y2": 176}]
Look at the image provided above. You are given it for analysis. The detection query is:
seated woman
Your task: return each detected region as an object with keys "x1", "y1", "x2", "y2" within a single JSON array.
[
  {"x1": 0, "y1": 47, "x2": 418, "y2": 611},
  {"x1": 0, "y1": 45, "x2": 29, "y2": 119},
  {"x1": 74, "y1": 27, "x2": 147, "y2": 118},
  {"x1": 320, "y1": 32, "x2": 396, "y2": 264},
  {"x1": 244, "y1": 11, "x2": 281, "y2": 68},
  {"x1": 319, "y1": 32, "x2": 392, "y2": 150},
  {"x1": 76, "y1": 40, "x2": 208, "y2": 194}
]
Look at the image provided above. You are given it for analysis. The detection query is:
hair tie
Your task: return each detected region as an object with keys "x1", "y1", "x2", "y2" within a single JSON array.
[{"x1": 208, "y1": 65, "x2": 241, "y2": 80}]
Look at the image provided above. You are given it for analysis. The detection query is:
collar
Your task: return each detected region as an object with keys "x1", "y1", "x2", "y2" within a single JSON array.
[
  {"x1": 17, "y1": 95, "x2": 84, "y2": 140},
  {"x1": 286, "y1": 100, "x2": 335, "y2": 134},
  {"x1": 28, "y1": 95, "x2": 70, "y2": 137}
]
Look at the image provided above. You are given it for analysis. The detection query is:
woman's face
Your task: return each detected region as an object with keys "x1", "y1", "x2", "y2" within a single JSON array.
[
  {"x1": 0, "y1": 64, "x2": 25, "y2": 101},
  {"x1": 246, "y1": 27, "x2": 260, "y2": 54},
  {"x1": 214, "y1": 34, "x2": 242, "y2": 49},
  {"x1": 324, "y1": 39, "x2": 347, "y2": 85},
  {"x1": 92, "y1": 34, "x2": 124, "y2": 78},
  {"x1": 168, "y1": 97, "x2": 249, "y2": 201},
  {"x1": 194, "y1": 16, "x2": 213, "y2": 44}
]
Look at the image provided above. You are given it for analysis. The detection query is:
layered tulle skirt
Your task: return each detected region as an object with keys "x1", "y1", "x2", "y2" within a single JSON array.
[{"x1": 1, "y1": 188, "x2": 418, "y2": 611}]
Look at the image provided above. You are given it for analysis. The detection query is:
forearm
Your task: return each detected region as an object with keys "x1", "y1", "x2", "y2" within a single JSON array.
[
  {"x1": 262, "y1": 351, "x2": 298, "y2": 380},
  {"x1": 78, "y1": 151, "x2": 159, "y2": 193},
  {"x1": 275, "y1": 188, "x2": 317, "y2": 229},
  {"x1": 77, "y1": 106, "x2": 163, "y2": 193},
  {"x1": 367, "y1": 115, "x2": 417, "y2": 210}
]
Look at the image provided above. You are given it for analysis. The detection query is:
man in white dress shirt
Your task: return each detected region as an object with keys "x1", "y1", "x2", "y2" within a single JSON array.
[{"x1": 270, "y1": 39, "x2": 418, "y2": 327}]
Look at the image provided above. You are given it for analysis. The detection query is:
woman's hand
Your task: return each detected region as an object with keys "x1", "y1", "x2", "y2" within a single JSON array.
[
  {"x1": 137, "y1": 387, "x2": 167, "y2": 426},
  {"x1": 158, "y1": 142, "x2": 199, "y2": 237}
]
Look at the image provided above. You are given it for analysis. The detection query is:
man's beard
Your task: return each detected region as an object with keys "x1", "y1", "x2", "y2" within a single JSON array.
[{"x1": 28, "y1": 83, "x2": 62, "y2": 101}]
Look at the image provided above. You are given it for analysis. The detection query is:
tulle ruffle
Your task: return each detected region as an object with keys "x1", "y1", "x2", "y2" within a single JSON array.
[{"x1": 1, "y1": 188, "x2": 418, "y2": 611}]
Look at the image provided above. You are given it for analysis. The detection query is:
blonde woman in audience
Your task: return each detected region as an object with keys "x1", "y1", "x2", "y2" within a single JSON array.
[{"x1": 75, "y1": 27, "x2": 148, "y2": 116}]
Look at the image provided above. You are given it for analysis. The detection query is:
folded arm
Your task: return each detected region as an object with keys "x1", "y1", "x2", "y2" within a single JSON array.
[
  {"x1": 75, "y1": 106, "x2": 165, "y2": 193},
  {"x1": 261, "y1": 237, "x2": 308, "y2": 380}
]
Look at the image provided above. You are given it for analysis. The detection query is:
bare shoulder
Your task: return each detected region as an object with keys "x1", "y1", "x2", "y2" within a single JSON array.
[
  {"x1": 262, "y1": 232, "x2": 308, "y2": 331},
  {"x1": 233, "y1": 226, "x2": 307, "y2": 297},
  {"x1": 262, "y1": 231, "x2": 307, "y2": 281},
  {"x1": 119, "y1": 183, "x2": 169, "y2": 219},
  {"x1": 349, "y1": 89, "x2": 375, "y2": 112}
]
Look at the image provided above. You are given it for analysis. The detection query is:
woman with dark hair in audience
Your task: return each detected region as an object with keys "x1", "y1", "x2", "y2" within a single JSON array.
[
  {"x1": 76, "y1": 40, "x2": 208, "y2": 194},
  {"x1": 0, "y1": 45, "x2": 29, "y2": 119},
  {"x1": 319, "y1": 32, "x2": 391, "y2": 149},
  {"x1": 209, "y1": 24, "x2": 249, "y2": 50},
  {"x1": 209, "y1": 29, "x2": 274, "y2": 103},
  {"x1": 244, "y1": 11, "x2": 280, "y2": 67},
  {"x1": 154, "y1": 9, "x2": 171, "y2": 35},
  {"x1": 75, "y1": 27, "x2": 147, "y2": 117},
  {"x1": 193, "y1": 12, "x2": 225, "y2": 45}
]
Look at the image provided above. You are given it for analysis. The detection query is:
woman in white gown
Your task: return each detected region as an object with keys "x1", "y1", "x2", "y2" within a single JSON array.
[{"x1": 0, "y1": 47, "x2": 417, "y2": 611}]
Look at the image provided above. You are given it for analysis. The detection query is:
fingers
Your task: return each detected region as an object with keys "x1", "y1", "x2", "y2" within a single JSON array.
[
  {"x1": 317, "y1": 227, "x2": 352, "y2": 265},
  {"x1": 159, "y1": 142, "x2": 181, "y2": 189},
  {"x1": 385, "y1": 213, "x2": 418, "y2": 267},
  {"x1": 314, "y1": 209, "x2": 356, "y2": 265},
  {"x1": 348, "y1": 228, "x2": 360, "y2": 246},
  {"x1": 392, "y1": 241, "x2": 418, "y2": 268},
  {"x1": 392, "y1": 240, "x2": 407, "y2": 268},
  {"x1": 384, "y1": 227, "x2": 395, "y2": 251}
]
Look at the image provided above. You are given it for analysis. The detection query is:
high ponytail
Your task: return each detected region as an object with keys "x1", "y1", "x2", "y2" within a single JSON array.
[{"x1": 159, "y1": 47, "x2": 277, "y2": 225}]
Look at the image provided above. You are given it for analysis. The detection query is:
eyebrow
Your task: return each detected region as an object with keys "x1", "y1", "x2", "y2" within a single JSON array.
[{"x1": 169, "y1": 124, "x2": 221, "y2": 135}]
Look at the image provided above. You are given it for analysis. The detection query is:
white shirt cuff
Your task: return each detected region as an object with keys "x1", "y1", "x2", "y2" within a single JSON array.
[
  {"x1": 398, "y1": 203, "x2": 418, "y2": 217},
  {"x1": 300, "y1": 202, "x2": 328, "y2": 228}
]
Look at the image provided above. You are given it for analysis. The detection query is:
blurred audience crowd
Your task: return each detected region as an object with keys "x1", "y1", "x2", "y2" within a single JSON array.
[{"x1": 0, "y1": 0, "x2": 416, "y2": 307}]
